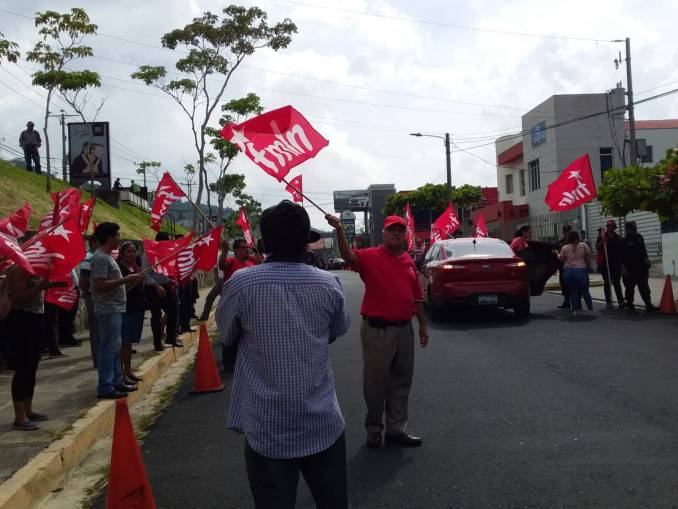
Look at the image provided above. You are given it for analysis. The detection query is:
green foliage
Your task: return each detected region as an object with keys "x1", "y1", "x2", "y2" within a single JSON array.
[
  {"x1": 647, "y1": 147, "x2": 678, "y2": 220},
  {"x1": 383, "y1": 183, "x2": 483, "y2": 215},
  {"x1": 222, "y1": 192, "x2": 262, "y2": 237},
  {"x1": 209, "y1": 173, "x2": 246, "y2": 199},
  {"x1": 130, "y1": 5, "x2": 296, "y2": 223},
  {"x1": 31, "y1": 69, "x2": 100, "y2": 90},
  {"x1": 0, "y1": 32, "x2": 20, "y2": 64},
  {"x1": 135, "y1": 161, "x2": 162, "y2": 175}
]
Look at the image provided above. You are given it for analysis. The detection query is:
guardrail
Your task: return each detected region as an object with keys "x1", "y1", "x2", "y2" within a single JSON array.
[{"x1": 119, "y1": 190, "x2": 149, "y2": 211}]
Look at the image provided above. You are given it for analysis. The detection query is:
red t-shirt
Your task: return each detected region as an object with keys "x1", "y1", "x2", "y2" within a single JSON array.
[
  {"x1": 223, "y1": 257, "x2": 254, "y2": 282},
  {"x1": 352, "y1": 246, "x2": 424, "y2": 321}
]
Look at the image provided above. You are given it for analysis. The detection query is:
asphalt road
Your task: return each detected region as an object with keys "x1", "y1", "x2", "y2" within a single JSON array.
[{"x1": 94, "y1": 271, "x2": 678, "y2": 508}]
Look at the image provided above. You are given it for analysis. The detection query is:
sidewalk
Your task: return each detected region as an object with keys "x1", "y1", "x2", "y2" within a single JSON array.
[
  {"x1": 0, "y1": 289, "x2": 211, "y2": 491},
  {"x1": 546, "y1": 274, "x2": 678, "y2": 308}
]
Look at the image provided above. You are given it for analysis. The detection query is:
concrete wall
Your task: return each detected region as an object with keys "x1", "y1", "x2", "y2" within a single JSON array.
[
  {"x1": 636, "y1": 127, "x2": 678, "y2": 166},
  {"x1": 662, "y1": 233, "x2": 678, "y2": 277}
]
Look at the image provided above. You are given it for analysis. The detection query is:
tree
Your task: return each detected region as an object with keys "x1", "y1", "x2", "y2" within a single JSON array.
[
  {"x1": 209, "y1": 173, "x2": 246, "y2": 225},
  {"x1": 131, "y1": 6, "x2": 296, "y2": 229},
  {"x1": 135, "y1": 160, "x2": 161, "y2": 191},
  {"x1": 598, "y1": 146, "x2": 678, "y2": 221},
  {"x1": 27, "y1": 8, "x2": 98, "y2": 191},
  {"x1": 0, "y1": 32, "x2": 20, "y2": 64},
  {"x1": 383, "y1": 183, "x2": 482, "y2": 217},
  {"x1": 206, "y1": 92, "x2": 263, "y2": 223}
]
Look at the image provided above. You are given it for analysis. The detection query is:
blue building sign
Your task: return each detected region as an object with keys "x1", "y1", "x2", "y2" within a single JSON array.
[{"x1": 530, "y1": 121, "x2": 546, "y2": 147}]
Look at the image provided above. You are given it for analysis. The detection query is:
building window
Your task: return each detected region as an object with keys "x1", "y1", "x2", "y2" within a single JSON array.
[
  {"x1": 641, "y1": 145, "x2": 653, "y2": 164},
  {"x1": 600, "y1": 147, "x2": 613, "y2": 178},
  {"x1": 530, "y1": 121, "x2": 546, "y2": 147},
  {"x1": 505, "y1": 174, "x2": 514, "y2": 194},
  {"x1": 519, "y1": 170, "x2": 526, "y2": 196},
  {"x1": 528, "y1": 159, "x2": 540, "y2": 191}
]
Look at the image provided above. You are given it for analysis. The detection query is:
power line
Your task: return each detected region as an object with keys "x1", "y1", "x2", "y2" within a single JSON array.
[{"x1": 278, "y1": 0, "x2": 617, "y2": 42}]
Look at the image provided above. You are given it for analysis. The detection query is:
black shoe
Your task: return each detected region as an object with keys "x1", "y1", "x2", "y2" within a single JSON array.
[
  {"x1": 646, "y1": 305, "x2": 659, "y2": 313},
  {"x1": 131, "y1": 348, "x2": 138, "y2": 354},
  {"x1": 60, "y1": 339, "x2": 82, "y2": 347},
  {"x1": 366, "y1": 432, "x2": 382, "y2": 448},
  {"x1": 626, "y1": 305, "x2": 638, "y2": 313},
  {"x1": 165, "y1": 339, "x2": 184, "y2": 348},
  {"x1": 115, "y1": 384, "x2": 138, "y2": 393},
  {"x1": 557, "y1": 302, "x2": 570, "y2": 309},
  {"x1": 98, "y1": 391, "x2": 127, "y2": 399},
  {"x1": 154, "y1": 344, "x2": 165, "y2": 352},
  {"x1": 198, "y1": 315, "x2": 209, "y2": 322},
  {"x1": 384, "y1": 432, "x2": 423, "y2": 447}
]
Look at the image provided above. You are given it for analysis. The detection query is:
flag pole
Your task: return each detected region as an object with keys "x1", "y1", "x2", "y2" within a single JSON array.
[
  {"x1": 281, "y1": 177, "x2": 329, "y2": 216},
  {"x1": 165, "y1": 173, "x2": 215, "y2": 230},
  {"x1": 597, "y1": 200, "x2": 614, "y2": 303}
]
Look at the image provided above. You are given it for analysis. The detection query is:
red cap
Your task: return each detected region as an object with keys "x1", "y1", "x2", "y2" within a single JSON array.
[{"x1": 383, "y1": 215, "x2": 407, "y2": 229}]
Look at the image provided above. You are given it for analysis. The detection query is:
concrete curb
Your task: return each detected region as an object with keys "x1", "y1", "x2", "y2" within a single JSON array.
[{"x1": 0, "y1": 318, "x2": 214, "y2": 509}]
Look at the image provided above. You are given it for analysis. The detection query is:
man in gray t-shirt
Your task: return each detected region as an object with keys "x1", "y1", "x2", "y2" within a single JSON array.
[{"x1": 91, "y1": 222, "x2": 145, "y2": 399}]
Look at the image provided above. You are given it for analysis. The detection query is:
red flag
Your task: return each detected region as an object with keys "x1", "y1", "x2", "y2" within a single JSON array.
[
  {"x1": 404, "y1": 202, "x2": 415, "y2": 251},
  {"x1": 51, "y1": 188, "x2": 83, "y2": 226},
  {"x1": 544, "y1": 154, "x2": 597, "y2": 211},
  {"x1": 0, "y1": 203, "x2": 31, "y2": 239},
  {"x1": 474, "y1": 213, "x2": 488, "y2": 238},
  {"x1": 143, "y1": 235, "x2": 194, "y2": 279},
  {"x1": 23, "y1": 218, "x2": 86, "y2": 280},
  {"x1": 235, "y1": 208, "x2": 255, "y2": 247},
  {"x1": 45, "y1": 276, "x2": 78, "y2": 310},
  {"x1": 80, "y1": 197, "x2": 96, "y2": 235},
  {"x1": 430, "y1": 203, "x2": 461, "y2": 243},
  {"x1": 285, "y1": 175, "x2": 303, "y2": 203},
  {"x1": 176, "y1": 226, "x2": 223, "y2": 285},
  {"x1": 221, "y1": 106, "x2": 329, "y2": 182},
  {"x1": 37, "y1": 211, "x2": 54, "y2": 233},
  {"x1": 150, "y1": 172, "x2": 185, "y2": 232}
]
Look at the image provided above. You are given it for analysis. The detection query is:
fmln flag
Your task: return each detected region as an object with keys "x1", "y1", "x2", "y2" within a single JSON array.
[
  {"x1": 474, "y1": 213, "x2": 488, "y2": 238},
  {"x1": 150, "y1": 172, "x2": 185, "y2": 232},
  {"x1": 220, "y1": 105, "x2": 329, "y2": 182},
  {"x1": 285, "y1": 175, "x2": 303, "y2": 203},
  {"x1": 431, "y1": 204, "x2": 461, "y2": 243},
  {"x1": 544, "y1": 154, "x2": 597, "y2": 211},
  {"x1": 235, "y1": 208, "x2": 255, "y2": 247},
  {"x1": 404, "y1": 202, "x2": 415, "y2": 251}
]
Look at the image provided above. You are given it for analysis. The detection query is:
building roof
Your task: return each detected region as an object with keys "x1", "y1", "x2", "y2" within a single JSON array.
[
  {"x1": 497, "y1": 141, "x2": 523, "y2": 165},
  {"x1": 627, "y1": 119, "x2": 678, "y2": 130}
]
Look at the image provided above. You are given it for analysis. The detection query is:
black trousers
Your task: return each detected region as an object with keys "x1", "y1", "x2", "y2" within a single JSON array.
[
  {"x1": 43, "y1": 290, "x2": 80, "y2": 351},
  {"x1": 6, "y1": 310, "x2": 42, "y2": 402},
  {"x1": 23, "y1": 145, "x2": 41, "y2": 173},
  {"x1": 178, "y1": 283, "x2": 196, "y2": 332},
  {"x1": 600, "y1": 263, "x2": 624, "y2": 304},
  {"x1": 623, "y1": 267, "x2": 652, "y2": 307},
  {"x1": 144, "y1": 285, "x2": 178, "y2": 345},
  {"x1": 245, "y1": 432, "x2": 348, "y2": 509}
]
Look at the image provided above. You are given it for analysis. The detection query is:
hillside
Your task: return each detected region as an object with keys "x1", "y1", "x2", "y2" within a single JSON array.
[{"x1": 0, "y1": 160, "x2": 184, "y2": 239}]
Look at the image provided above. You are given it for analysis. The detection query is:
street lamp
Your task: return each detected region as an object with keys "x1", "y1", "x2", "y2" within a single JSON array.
[{"x1": 410, "y1": 132, "x2": 452, "y2": 202}]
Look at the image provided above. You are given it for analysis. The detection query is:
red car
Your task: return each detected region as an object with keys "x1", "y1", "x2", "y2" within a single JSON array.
[{"x1": 419, "y1": 237, "x2": 557, "y2": 320}]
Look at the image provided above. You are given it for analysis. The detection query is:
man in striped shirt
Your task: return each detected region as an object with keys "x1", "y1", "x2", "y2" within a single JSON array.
[{"x1": 217, "y1": 200, "x2": 351, "y2": 509}]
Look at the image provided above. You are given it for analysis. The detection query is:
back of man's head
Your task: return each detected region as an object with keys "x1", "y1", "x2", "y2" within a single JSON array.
[
  {"x1": 260, "y1": 200, "x2": 310, "y2": 258},
  {"x1": 155, "y1": 232, "x2": 170, "y2": 241}
]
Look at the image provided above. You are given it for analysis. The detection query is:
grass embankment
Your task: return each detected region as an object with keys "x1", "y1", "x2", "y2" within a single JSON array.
[{"x1": 0, "y1": 160, "x2": 185, "y2": 238}]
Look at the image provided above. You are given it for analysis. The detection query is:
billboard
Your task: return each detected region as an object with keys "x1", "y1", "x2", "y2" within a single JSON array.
[
  {"x1": 333, "y1": 189, "x2": 370, "y2": 212},
  {"x1": 68, "y1": 122, "x2": 111, "y2": 191}
]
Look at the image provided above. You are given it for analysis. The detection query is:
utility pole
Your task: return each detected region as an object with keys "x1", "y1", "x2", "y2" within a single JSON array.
[
  {"x1": 444, "y1": 133, "x2": 452, "y2": 203},
  {"x1": 182, "y1": 180, "x2": 193, "y2": 200},
  {"x1": 60, "y1": 110, "x2": 67, "y2": 181},
  {"x1": 625, "y1": 37, "x2": 637, "y2": 166}
]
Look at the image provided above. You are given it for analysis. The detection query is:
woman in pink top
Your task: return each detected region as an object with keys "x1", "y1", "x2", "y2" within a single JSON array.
[{"x1": 557, "y1": 230, "x2": 593, "y2": 315}]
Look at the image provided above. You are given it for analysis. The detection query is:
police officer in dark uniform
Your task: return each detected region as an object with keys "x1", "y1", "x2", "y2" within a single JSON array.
[{"x1": 621, "y1": 221, "x2": 658, "y2": 313}]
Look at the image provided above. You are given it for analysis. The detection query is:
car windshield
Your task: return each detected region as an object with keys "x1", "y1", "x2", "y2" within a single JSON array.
[{"x1": 442, "y1": 242, "x2": 513, "y2": 259}]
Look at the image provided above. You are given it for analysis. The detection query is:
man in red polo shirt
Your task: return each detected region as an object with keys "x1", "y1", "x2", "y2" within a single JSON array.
[{"x1": 327, "y1": 214, "x2": 429, "y2": 448}]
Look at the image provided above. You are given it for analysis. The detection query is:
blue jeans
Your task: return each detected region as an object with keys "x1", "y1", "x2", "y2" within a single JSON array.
[
  {"x1": 96, "y1": 312, "x2": 123, "y2": 395},
  {"x1": 564, "y1": 268, "x2": 593, "y2": 311}
]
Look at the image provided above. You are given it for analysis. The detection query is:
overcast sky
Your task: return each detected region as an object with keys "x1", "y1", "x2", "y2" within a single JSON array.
[{"x1": 1, "y1": 0, "x2": 678, "y2": 230}]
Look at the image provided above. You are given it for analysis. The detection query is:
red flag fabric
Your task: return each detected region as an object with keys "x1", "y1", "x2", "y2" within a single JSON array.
[
  {"x1": 52, "y1": 188, "x2": 83, "y2": 226},
  {"x1": 143, "y1": 235, "x2": 194, "y2": 279},
  {"x1": 404, "y1": 202, "x2": 415, "y2": 251},
  {"x1": 80, "y1": 197, "x2": 96, "y2": 235},
  {"x1": 37, "y1": 211, "x2": 54, "y2": 233},
  {"x1": 0, "y1": 203, "x2": 31, "y2": 239},
  {"x1": 176, "y1": 226, "x2": 223, "y2": 285},
  {"x1": 220, "y1": 105, "x2": 329, "y2": 182},
  {"x1": 45, "y1": 276, "x2": 78, "y2": 310},
  {"x1": 474, "y1": 213, "x2": 488, "y2": 238},
  {"x1": 285, "y1": 175, "x2": 303, "y2": 203},
  {"x1": 0, "y1": 203, "x2": 35, "y2": 275},
  {"x1": 544, "y1": 154, "x2": 597, "y2": 211},
  {"x1": 235, "y1": 208, "x2": 255, "y2": 247},
  {"x1": 23, "y1": 218, "x2": 86, "y2": 280},
  {"x1": 150, "y1": 172, "x2": 185, "y2": 232},
  {"x1": 430, "y1": 204, "x2": 461, "y2": 243}
]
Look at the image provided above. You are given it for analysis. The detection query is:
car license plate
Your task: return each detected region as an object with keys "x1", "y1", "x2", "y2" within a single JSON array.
[{"x1": 478, "y1": 294, "x2": 498, "y2": 305}]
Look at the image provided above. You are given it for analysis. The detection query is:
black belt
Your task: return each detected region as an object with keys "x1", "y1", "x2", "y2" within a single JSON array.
[{"x1": 363, "y1": 316, "x2": 410, "y2": 328}]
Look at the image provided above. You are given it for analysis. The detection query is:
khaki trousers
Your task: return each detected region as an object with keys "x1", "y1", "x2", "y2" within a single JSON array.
[{"x1": 360, "y1": 319, "x2": 414, "y2": 435}]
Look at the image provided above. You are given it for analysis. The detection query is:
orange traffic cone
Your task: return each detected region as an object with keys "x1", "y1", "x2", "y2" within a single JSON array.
[
  {"x1": 659, "y1": 275, "x2": 676, "y2": 314},
  {"x1": 190, "y1": 323, "x2": 224, "y2": 394},
  {"x1": 106, "y1": 399, "x2": 156, "y2": 509}
]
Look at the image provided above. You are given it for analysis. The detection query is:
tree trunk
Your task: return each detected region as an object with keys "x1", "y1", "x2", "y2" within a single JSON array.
[
  {"x1": 203, "y1": 166, "x2": 212, "y2": 229},
  {"x1": 43, "y1": 89, "x2": 53, "y2": 192}
]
